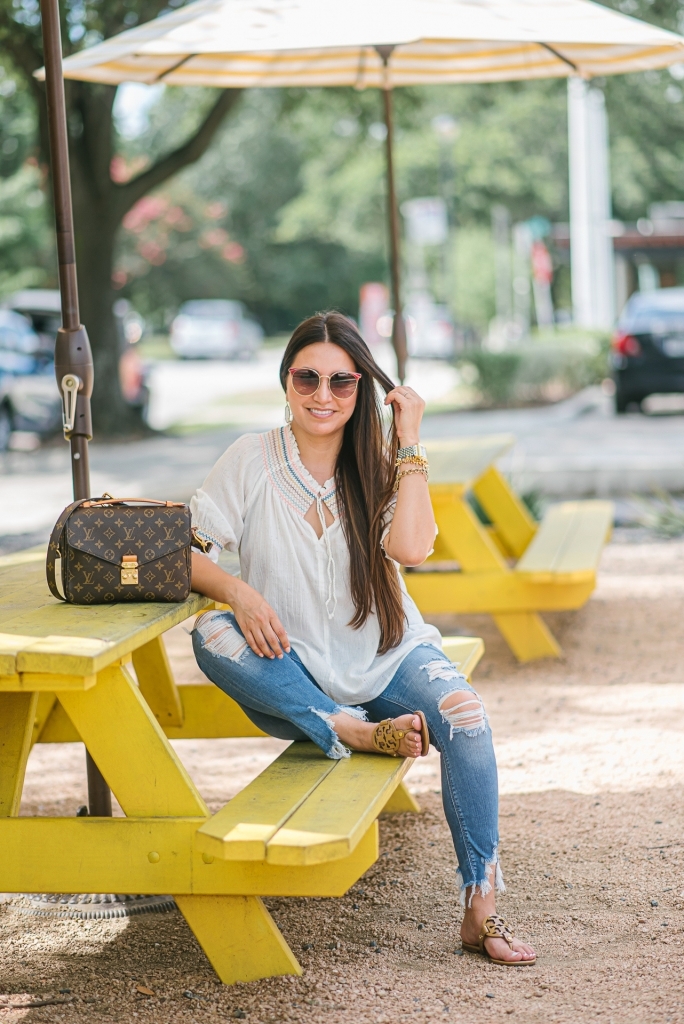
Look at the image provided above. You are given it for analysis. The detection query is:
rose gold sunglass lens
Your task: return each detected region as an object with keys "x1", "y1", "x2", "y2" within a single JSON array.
[{"x1": 289, "y1": 369, "x2": 360, "y2": 397}]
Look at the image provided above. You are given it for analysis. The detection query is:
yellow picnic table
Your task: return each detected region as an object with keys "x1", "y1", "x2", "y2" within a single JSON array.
[
  {"x1": 404, "y1": 435, "x2": 614, "y2": 662},
  {"x1": 0, "y1": 547, "x2": 483, "y2": 985}
]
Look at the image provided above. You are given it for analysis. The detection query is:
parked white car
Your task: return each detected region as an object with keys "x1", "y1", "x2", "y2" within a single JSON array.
[{"x1": 170, "y1": 300, "x2": 263, "y2": 360}]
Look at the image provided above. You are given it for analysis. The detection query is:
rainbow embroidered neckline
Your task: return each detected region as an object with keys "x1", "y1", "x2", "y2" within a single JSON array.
[{"x1": 260, "y1": 425, "x2": 339, "y2": 520}]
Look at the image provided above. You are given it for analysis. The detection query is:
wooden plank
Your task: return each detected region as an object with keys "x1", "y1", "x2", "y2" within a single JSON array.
[
  {"x1": 58, "y1": 663, "x2": 207, "y2": 818},
  {"x1": 0, "y1": 816, "x2": 378, "y2": 898},
  {"x1": 0, "y1": 693, "x2": 38, "y2": 816},
  {"x1": 516, "y1": 501, "x2": 613, "y2": 574},
  {"x1": 266, "y1": 754, "x2": 411, "y2": 865},
  {"x1": 0, "y1": 633, "x2": 43, "y2": 676},
  {"x1": 133, "y1": 635, "x2": 183, "y2": 728},
  {"x1": 0, "y1": 672, "x2": 97, "y2": 692},
  {"x1": 37, "y1": 686, "x2": 266, "y2": 743},
  {"x1": 30, "y1": 693, "x2": 58, "y2": 748},
  {"x1": 175, "y1": 895, "x2": 302, "y2": 984},
  {"x1": 440, "y1": 636, "x2": 484, "y2": 679},
  {"x1": 426, "y1": 493, "x2": 508, "y2": 571},
  {"x1": 424, "y1": 435, "x2": 514, "y2": 486},
  {"x1": 167, "y1": 686, "x2": 267, "y2": 739},
  {"x1": 196, "y1": 743, "x2": 336, "y2": 861},
  {"x1": 0, "y1": 559, "x2": 212, "y2": 675},
  {"x1": 405, "y1": 568, "x2": 595, "y2": 613},
  {"x1": 472, "y1": 466, "x2": 537, "y2": 559},
  {"x1": 493, "y1": 612, "x2": 561, "y2": 661}
]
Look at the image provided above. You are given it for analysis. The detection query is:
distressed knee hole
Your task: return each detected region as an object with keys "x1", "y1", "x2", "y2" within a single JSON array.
[
  {"x1": 438, "y1": 688, "x2": 487, "y2": 738},
  {"x1": 195, "y1": 611, "x2": 248, "y2": 662}
]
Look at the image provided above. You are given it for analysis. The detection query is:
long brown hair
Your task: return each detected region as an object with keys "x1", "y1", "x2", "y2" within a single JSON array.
[{"x1": 280, "y1": 312, "x2": 404, "y2": 654}]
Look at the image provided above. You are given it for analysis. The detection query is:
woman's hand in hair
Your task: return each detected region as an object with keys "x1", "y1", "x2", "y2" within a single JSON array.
[
  {"x1": 384, "y1": 385, "x2": 425, "y2": 445},
  {"x1": 231, "y1": 581, "x2": 291, "y2": 659}
]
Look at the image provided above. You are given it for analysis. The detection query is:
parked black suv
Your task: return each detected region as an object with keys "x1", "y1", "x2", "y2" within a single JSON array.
[{"x1": 612, "y1": 288, "x2": 684, "y2": 413}]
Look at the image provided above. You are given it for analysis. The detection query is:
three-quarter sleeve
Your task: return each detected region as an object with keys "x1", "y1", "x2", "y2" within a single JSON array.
[{"x1": 189, "y1": 433, "x2": 262, "y2": 564}]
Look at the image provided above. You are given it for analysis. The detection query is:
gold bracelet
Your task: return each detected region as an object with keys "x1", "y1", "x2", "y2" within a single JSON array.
[
  {"x1": 395, "y1": 454, "x2": 429, "y2": 469},
  {"x1": 393, "y1": 466, "x2": 429, "y2": 492}
]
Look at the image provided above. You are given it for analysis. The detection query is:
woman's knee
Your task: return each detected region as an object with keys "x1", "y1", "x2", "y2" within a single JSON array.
[
  {"x1": 193, "y1": 610, "x2": 249, "y2": 665},
  {"x1": 419, "y1": 654, "x2": 489, "y2": 738}
]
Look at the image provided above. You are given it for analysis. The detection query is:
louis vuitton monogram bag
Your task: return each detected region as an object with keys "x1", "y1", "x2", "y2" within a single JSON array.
[{"x1": 46, "y1": 495, "x2": 210, "y2": 604}]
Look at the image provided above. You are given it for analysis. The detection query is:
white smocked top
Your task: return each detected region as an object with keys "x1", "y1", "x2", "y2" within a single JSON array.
[{"x1": 190, "y1": 425, "x2": 441, "y2": 705}]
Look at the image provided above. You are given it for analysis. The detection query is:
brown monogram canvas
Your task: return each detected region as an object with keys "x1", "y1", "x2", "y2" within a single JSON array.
[{"x1": 46, "y1": 498, "x2": 193, "y2": 604}]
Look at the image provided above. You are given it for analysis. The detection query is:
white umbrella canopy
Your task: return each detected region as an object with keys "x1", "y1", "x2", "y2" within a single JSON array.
[
  {"x1": 53, "y1": 0, "x2": 684, "y2": 378},
  {"x1": 59, "y1": 0, "x2": 684, "y2": 87}
]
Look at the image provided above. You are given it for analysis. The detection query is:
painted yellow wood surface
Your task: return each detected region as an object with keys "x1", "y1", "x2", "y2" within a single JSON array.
[
  {"x1": 58, "y1": 664, "x2": 207, "y2": 818},
  {"x1": 493, "y1": 612, "x2": 561, "y2": 661},
  {"x1": 266, "y1": 754, "x2": 411, "y2": 866},
  {"x1": 197, "y1": 744, "x2": 336, "y2": 861},
  {"x1": 132, "y1": 635, "x2": 184, "y2": 727},
  {"x1": 31, "y1": 693, "x2": 58, "y2": 747},
  {"x1": 0, "y1": 671, "x2": 96, "y2": 692},
  {"x1": 472, "y1": 465, "x2": 537, "y2": 559},
  {"x1": 37, "y1": 685, "x2": 267, "y2": 743},
  {"x1": 440, "y1": 636, "x2": 484, "y2": 678},
  {"x1": 0, "y1": 693, "x2": 37, "y2": 816},
  {"x1": 380, "y1": 782, "x2": 421, "y2": 814},
  {"x1": 403, "y1": 437, "x2": 614, "y2": 661},
  {"x1": 405, "y1": 568, "x2": 596, "y2": 614},
  {"x1": 0, "y1": 816, "x2": 378, "y2": 897},
  {"x1": 175, "y1": 895, "x2": 302, "y2": 983},
  {"x1": 425, "y1": 435, "x2": 514, "y2": 485},
  {"x1": 0, "y1": 557, "x2": 211, "y2": 675},
  {"x1": 516, "y1": 501, "x2": 613, "y2": 574}
]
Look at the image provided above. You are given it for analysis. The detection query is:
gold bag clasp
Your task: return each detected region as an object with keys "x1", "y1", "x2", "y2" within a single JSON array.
[{"x1": 121, "y1": 555, "x2": 138, "y2": 585}]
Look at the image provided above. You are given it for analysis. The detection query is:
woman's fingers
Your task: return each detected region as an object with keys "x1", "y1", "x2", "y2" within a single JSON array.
[
  {"x1": 271, "y1": 615, "x2": 291, "y2": 653},
  {"x1": 262, "y1": 620, "x2": 286, "y2": 658}
]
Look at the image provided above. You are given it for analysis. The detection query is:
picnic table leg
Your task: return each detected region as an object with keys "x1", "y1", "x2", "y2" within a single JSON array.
[
  {"x1": 132, "y1": 636, "x2": 184, "y2": 728},
  {"x1": 493, "y1": 611, "x2": 561, "y2": 661},
  {"x1": 58, "y1": 662, "x2": 302, "y2": 983},
  {"x1": 381, "y1": 781, "x2": 421, "y2": 814},
  {"x1": 175, "y1": 895, "x2": 302, "y2": 984},
  {"x1": 0, "y1": 693, "x2": 38, "y2": 816}
]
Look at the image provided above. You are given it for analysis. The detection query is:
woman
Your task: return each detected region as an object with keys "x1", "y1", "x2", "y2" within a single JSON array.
[{"x1": 190, "y1": 312, "x2": 536, "y2": 966}]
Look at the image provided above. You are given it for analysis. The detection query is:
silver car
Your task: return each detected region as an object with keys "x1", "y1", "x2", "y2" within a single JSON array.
[{"x1": 170, "y1": 300, "x2": 264, "y2": 360}]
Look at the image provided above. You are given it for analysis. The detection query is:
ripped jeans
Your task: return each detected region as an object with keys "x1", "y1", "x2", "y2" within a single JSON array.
[{"x1": 193, "y1": 611, "x2": 502, "y2": 904}]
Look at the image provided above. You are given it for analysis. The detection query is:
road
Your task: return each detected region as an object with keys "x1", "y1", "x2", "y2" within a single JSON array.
[{"x1": 2, "y1": 350, "x2": 684, "y2": 553}]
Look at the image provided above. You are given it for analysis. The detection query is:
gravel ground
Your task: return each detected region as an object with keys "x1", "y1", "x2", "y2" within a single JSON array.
[{"x1": 2, "y1": 532, "x2": 684, "y2": 1023}]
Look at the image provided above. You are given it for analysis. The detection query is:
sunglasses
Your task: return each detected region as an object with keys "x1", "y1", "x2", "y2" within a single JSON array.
[{"x1": 288, "y1": 367, "x2": 362, "y2": 398}]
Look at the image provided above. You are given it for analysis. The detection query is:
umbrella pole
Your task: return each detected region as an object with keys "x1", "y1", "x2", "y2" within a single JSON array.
[
  {"x1": 376, "y1": 47, "x2": 408, "y2": 383},
  {"x1": 40, "y1": 0, "x2": 111, "y2": 818}
]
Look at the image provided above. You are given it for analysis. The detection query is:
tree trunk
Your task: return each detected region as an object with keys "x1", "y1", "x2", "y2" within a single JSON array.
[{"x1": 67, "y1": 81, "x2": 145, "y2": 436}]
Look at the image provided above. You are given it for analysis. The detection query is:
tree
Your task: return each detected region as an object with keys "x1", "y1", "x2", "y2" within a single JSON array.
[{"x1": 0, "y1": 0, "x2": 242, "y2": 433}]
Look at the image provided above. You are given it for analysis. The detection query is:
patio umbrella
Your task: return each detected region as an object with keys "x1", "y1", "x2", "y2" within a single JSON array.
[{"x1": 54, "y1": 0, "x2": 684, "y2": 380}]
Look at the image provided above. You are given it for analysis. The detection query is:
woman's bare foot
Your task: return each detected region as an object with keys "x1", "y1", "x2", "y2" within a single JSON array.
[
  {"x1": 460, "y1": 883, "x2": 536, "y2": 964},
  {"x1": 331, "y1": 712, "x2": 423, "y2": 758}
]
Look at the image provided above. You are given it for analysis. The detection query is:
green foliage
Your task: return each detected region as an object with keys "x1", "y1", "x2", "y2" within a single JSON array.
[
  {"x1": 5, "y1": 0, "x2": 684, "y2": 341},
  {"x1": 0, "y1": 162, "x2": 54, "y2": 296},
  {"x1": 632, "y1": 489, "x2": 684, "y2": 537},
  {"x1": 459, "y1": 332, "x2": 610, "y2": 407}
]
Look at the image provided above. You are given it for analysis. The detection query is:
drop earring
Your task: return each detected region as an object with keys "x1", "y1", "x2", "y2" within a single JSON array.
[{"x1": 284, "y1": 401, "x2": 292, "y2": 424}]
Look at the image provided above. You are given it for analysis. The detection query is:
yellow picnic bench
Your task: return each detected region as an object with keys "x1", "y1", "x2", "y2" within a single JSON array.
[
  {"x1": 0, "y1": 547, "x2": 483, "y2": 985},
  {"x1": 404, "y1": 435, "x2": 614, "y2": 662}
]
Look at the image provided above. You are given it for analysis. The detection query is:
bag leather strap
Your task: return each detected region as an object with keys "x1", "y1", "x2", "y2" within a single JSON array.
[
  {"x1": 45, "y1": 497, "x2": 90, "y2": 601},
  {"x1": 80, "y1": 497, "x2": 185, "y2": 507}
]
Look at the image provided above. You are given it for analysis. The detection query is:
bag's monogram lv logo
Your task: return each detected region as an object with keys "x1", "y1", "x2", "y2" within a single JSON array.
[
  {"x1": 124, "y1": 528, "x2": 136, "y2": 540},
  {"x1": 163, "y1": 527, "x2": 175, "y2": 540},
  {"x1": 83, "y1": 571, "x2": 95, "y2": 584},
  {"x1": 83, "y1": 527, "x2": 95, "y2": 541},
  {"x1": 163, "y1": 570, "x2": 175, "y2": 583}
]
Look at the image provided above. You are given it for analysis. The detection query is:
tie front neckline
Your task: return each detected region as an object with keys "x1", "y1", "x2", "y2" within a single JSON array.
[{"x1": 260, "y1": 425, "x2": 339, "y2": 618}]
